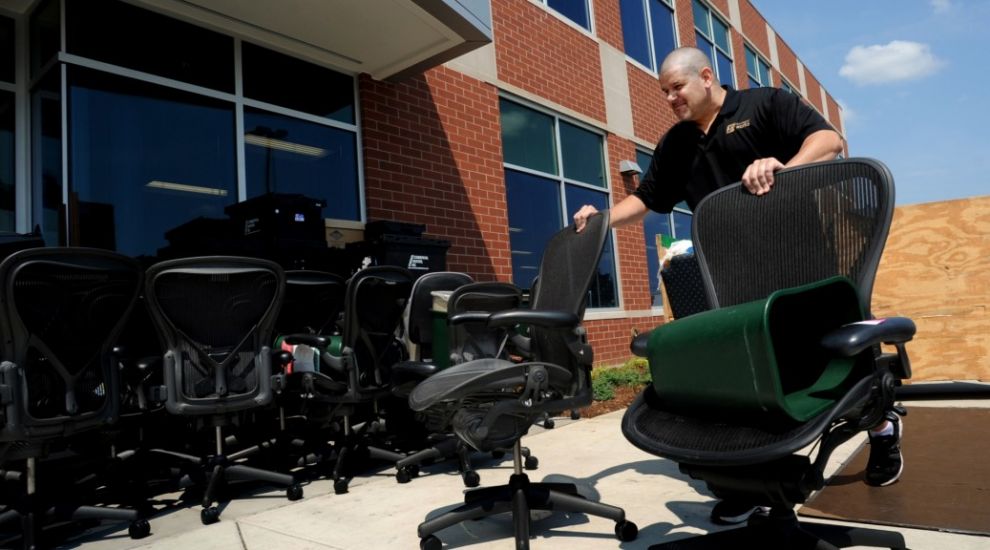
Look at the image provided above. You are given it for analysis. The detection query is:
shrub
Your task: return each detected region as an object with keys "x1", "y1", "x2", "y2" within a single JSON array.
[{"x1": 591, "y1": 358, "x2": 651, "y2": 401}]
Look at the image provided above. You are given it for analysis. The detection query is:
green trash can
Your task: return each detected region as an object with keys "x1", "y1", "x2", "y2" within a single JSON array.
[{"x1": 647, "y1": 276, "x2": 869, "y2": 423}]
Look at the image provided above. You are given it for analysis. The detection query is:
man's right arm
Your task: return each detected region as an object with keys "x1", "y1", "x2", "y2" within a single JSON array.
[{"x1": 573, "y1": 195, "x2": 650, "y2": 232}]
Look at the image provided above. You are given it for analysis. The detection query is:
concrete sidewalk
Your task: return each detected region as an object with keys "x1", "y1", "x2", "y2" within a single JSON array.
[{"x1": 71, "y1": 400, "x2": 989, "y2": 550}]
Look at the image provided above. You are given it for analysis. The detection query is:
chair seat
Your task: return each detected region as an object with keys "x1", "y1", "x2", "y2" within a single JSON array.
[
  {"x1": 409, "y1": 358, "x2": 572, "y2": 412},
  {"x1": 622, "y1": 375, "x2": 875, "y2": 467}
]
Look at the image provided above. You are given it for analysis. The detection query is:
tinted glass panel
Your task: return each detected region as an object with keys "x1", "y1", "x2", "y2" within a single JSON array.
[
  {"x1": 1, "y1": 16, "x2": 13, "y2": 83},
  {"x1": 696, "y1": 36, "x2": 715, "y2": 67},
  {"x1": 0, "y1": 91, "x2": 14, "y2": 230},
  {"x1": 636, "y1": 150, "x2": 652, "y2": 176},
  {"x1": 620, "y1": 0, "x2": 651, "y2": 68},
  {"x1": 548, "y1": 0, "x2": 589, "y2": 30},
  {"x1": 500, "y1": 99, "x2": 557, "y2": 174},
  {"x1": 560, "y1": 122, "x2": 604, "y2": 187},
  {"x1": 649, "y1": 0, "x2": 677, "y2": 67},
  {"x1": 748, "y1": 77, "x2": 760, "y2": 89},
  {"x1": 745, "y1": 47, "x2": 757, "y2": 76},
  {"x1": 66, "y1": 0, "x2": 234, "y2": 92},
  {"x1": 29, "y1": 0, "x2": 59, "y2": 79},
  {"x1": 244, "y1": 108, "x2": 359, "y2": 220},
  {"x1": 505, "y1": 169, "x2": 561, "y2": 288},
  {"x1": 673, "y1": 210, "x2": 691, "y2": 239},
  {"x1": 643, "y1": 211, "x2": 672, "y2": 306},
  {"x1": 32, "y1": 71, "x2": 63, "y2": 246},
  {"x1": 68, "y1": 67, "x2": 236, "y2": 258},
  {"x1": 759, "y1": 60, "x2": 770, "y2": 84},
  {"x1": 692, "y1": 0, "x2": 709, "y2": 37},
  {"x1": 781, "y1": 81, "x2": 794, "y2": 93},
  {"x1": 566, "y1": 184, "x2": 616, "y2": 308},
  {"x1": 242, "y1": 42, "x2": 354, "y2": 123},
  {"x1": 712, "y1": 17, "x2": 730, "y2": 52},
  {"x1": 717, "y1": 51, "x2": 734, "y2": 88}
]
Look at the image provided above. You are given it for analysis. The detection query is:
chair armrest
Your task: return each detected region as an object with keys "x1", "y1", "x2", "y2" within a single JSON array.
[
  {"x1": 820, "y1": 317, "x2": 916, "y2": 357},
  {"x1": 630, "y1": 330, "x2": 652, "y2": 358},
  {"x1": 320, "y1": 352, "x2": 347, "y2": 375},
  {"x1": 448, "y1": 312, "x2": 491, "y2": 326},
  {"x1": 488, "y1": 309, "x2": 579, "y2": 329},
  {"x1": 284, "y1": 334, "x2": 329, "y2": 348}
]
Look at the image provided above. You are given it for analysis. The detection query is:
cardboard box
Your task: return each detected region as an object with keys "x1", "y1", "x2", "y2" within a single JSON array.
[{"x1": 325, "y1": 219, "x2": 365, "y2": 249}]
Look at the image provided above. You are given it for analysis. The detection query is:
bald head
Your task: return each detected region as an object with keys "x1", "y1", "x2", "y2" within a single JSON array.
[{"x1": 659, "y1": 47, "x2": 716, "y2": 81}]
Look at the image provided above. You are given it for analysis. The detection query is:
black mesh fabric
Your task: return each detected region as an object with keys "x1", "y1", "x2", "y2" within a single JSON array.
[
  {"x1": 342, "y1": 267, "x2": 413, "y2": 389},
  {"x1": 276, "y1": 270, "x2": 345, "y2": 336},
  {"x1": 2, "y1": 250, "x2": 140, "y2": 422},
  {"x1": 660, "y1": 254, "x2": 709, "y2": 318},
  {"x1": 149, "y1": 262, "x2": 281, "y2": 400},
  {"x1": 448, "y1": 282, "x2": 521, "y2": 363},
  {"x1": 406, "y1": 272, "x2": 473, "y2": 347},
  {"x1": 693, "y1": 159, "x2": 893, "y2": 313}
]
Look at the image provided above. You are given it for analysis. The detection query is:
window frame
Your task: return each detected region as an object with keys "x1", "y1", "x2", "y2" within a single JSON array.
[
  {"x1": 619, "y1": 0, "x2": 679, "y2": 73},
  {"x1": 744, "y1": 44, "x2": 772, "y2": 89},
  {"x1": 692, "y1": 0, "x2": 735, "y2": 88},
  {"x1": 500, "y1": 94, "x2": 622, "y2": 311},
  {"x1": 537, "y1": 0, "x2": 595, "y2": 34}
]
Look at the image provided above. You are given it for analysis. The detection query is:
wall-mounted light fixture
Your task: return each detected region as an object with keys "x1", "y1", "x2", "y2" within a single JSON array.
[{"x1": 619, "y1": 159, "x2": 642, "y2": 176}]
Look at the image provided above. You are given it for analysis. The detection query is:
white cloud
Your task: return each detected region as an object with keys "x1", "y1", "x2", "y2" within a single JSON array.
[
  {"x1": 839, "y1": 41, "x2": 945, "y2": 85},
  {"x1": 930, "y1": 0, "x2": 951, "y2": 13}
]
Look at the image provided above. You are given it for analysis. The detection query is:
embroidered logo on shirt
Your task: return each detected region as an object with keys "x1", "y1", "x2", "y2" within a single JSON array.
[{"x1": 725, "y1": 119, "x2": 751, "y2": 134}]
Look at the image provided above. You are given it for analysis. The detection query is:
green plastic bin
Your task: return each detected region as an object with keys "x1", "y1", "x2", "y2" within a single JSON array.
[{"x1": 648, "y1": 276, "x2": 869, "y2": 423}]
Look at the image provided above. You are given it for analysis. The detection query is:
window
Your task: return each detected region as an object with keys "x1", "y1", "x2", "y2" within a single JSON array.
[
  {"x1": 692, "y1": 0, "x2": 734, "y2": 88},
  {"x1": 18, "y1": 0, "x2": 364, "y2": 259},
  {"x1": 636, "y1": 149, "x2": 692, "y2": 308},
  {"x1": 745, "y1": 45, "x2": 772, "y2": 88},
  {"x1": 500, "y1": 98, "x2": 618, "y2": 308},
  {"x1": 619, "y1": 0, "x2": 676, "y2": 71},
  {"x1": 543, "y1": 0, "x2": 591, "y2": 31},
  {"x1": 0, "y1": 91, "x2": 14, "y2": 231},
  {"x1": 780, "y1": 79, "x2": 795, "y2": 94},
  {"x1": 1, "y1": 15, "x2": 13, "y2": 84}
]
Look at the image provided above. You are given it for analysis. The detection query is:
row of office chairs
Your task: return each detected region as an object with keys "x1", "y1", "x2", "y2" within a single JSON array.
[{"x1": 1, "y1": 158, "x2": 912, "y2": 550}]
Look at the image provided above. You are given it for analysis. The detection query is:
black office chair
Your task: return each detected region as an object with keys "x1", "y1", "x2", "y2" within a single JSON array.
[
  {"x1": 143, "y1": 256, "x2": 302, "y2": 525},
  {"x1": 622, "y1": 158, "x2": 915, "y2": 549},
  {"x1": 0, "y1": 247, "x2": 149, "y2": 547},
  {"x1": 409, "y1": 212, "x2": 638, "y2": 550}
]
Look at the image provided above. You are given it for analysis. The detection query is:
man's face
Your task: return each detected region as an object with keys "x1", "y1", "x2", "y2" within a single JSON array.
[{"x1": 659, "y1": 66, "x2": 712, "y2": 123}]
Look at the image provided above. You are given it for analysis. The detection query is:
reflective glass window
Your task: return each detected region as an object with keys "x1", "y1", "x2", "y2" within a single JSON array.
[
  {"x1": 500, "y1": 99, "x2": 557, "y2": 174},
  {"x1": 649, "y1": 0, "x2": 677, "y2": 67},
  {"x1": 1, "y1": 16, "x2": 13, "y2": 83},
  {"x1": 560, "y1": 121, "x2": 604, "y2": 187},
  {"x1": 242, "y1": 43, "x2": 354, "y2": 123},
  {"x1": 620, "y1": 0, "x2": 651, "y2": 68},
  {"x1": 66, "y1": 0, "x2": 234, "y2": 92},
  {"x1": 29, "y1": 0, "x2": 59, "y2": 79},
  {"x1": 566, "y1": 184, "x2": 617, "y2": 308},
  {"x1": 548, "y1": 0, "x2": 590, "y2": 30},
  {"x1": 244, "y1": 108, "x2": 360, "y2": 220},
  {"x1": 505, "y1": 169, "x2": 561, "y2": 287},
  {"x1": 32, "y1": 71, "x2": 63, "y2": 246},
  {"x1": 0, "y1": 91, "x2": 14, "y2": 230},
  {"x1": 67, "y1": 67, "x2": 237, "y2": 257}
]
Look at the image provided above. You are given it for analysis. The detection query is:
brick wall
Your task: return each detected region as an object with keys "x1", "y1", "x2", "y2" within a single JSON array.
[
  {"x1": 825, "y1": 93, "x2": 843, "y2": 134},
  {"x1": 608, "y1": 135, "x2": 654, "y2": 312},
  {"x1": 493, "y1": 0, "x2": 606, "y2": 122},
  {"x1": 738, "y1": 0, "x2": 769, "y2": 56},
  {"x1": 587, "y1": 316, "x2": 666, "y2": 365},
  {"x1": 628, "y1": 65, "x2": 674, "y2": 143},
  {"x1": 774, "y1": 35, "x2": 800, "y2": 88},
  {"x1": 673, "y1": 0, "x2": 698, "y2": 49},
  {"x1": 804, "y1": 70, "x2": 824, "y2": 113},
  {"x1": 593, "y1": 0, "x2": 624, "y2": 51},
  {"x1": 360, "y1": 68, "x2": 512, "y2": 281}
]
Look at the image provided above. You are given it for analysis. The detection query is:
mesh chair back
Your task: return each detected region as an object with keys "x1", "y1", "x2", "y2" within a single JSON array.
[
  {"x1": 693, "y1": 158, "x2": 894, "y2": 314},
  {"x1": 529, "y1": 212, "x2": 610, "y2": 370},
  {"x1": 342, "y1": 266, "x2": 413, "y2": 389},
  {"x1": 406, "y1": 271, "x2": 473, "y2": 348},
  {"x1": 448, "y1": 282, "x2": 522, "y2": 363},
  {"x1": 145, "y1": 257, "x2": 284, "y2": 415},
  {"x1": 0, "y1": 248, "x2": 141, "y2": 439},
  {"x1": 276, "y1": 270, "x2": 345, "y2": 336}
]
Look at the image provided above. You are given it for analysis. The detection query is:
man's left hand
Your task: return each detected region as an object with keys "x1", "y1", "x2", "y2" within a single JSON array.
[{"x1": 741, "y1": 157, "x2": 784, "y2": 196}]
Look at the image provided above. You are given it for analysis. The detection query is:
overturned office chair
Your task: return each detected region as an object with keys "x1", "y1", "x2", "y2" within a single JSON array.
[
  {"x1": 144, "y1": 256, "x2": 302, "y2": 525},
  {"x1": 409, "y1": 212, "x2": 637, "y2": 550},
  {"x1": 623, "y1": 158, "x2": 915, "y2": 549},
  {"x1": 0, "y1": 248, "x2": 149, "y2": 547}
]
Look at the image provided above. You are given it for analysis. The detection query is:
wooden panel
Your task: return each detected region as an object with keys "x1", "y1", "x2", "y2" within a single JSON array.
[{"x1": 873, "y1": 196, "x2": 990, "y2": 381}]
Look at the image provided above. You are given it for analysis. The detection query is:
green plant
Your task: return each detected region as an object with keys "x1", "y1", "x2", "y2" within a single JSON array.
[{"x1": 591, "y1": 358, "x2": 651, "y2": 401}]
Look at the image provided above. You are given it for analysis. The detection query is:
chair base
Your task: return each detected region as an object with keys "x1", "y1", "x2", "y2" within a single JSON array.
[
  {"x1": 417, "y1": 472, "x2": 637, "y2": 550},
  {"x1": 648, "y1": 508, "x2": 907, "y2": 550},
  {"x1": 0, "y1": 502, "x2": 150, "y2": 549}
]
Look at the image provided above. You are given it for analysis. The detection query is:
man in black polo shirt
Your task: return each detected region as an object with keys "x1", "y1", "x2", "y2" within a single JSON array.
[{"x1": 574, "y1": 47, "x2": 903, "y2": 525}]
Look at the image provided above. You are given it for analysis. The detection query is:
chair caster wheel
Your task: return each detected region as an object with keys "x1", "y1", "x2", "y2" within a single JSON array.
[
  {"x1": 571, "y1": 409, "x2": 581, "y2": 420},
  {"x1": 420, "y1": 535, "x2": 442, "y2": 550},
  {"x1": 396, "y1": 465, "x2": 419, "y2": 483},
  {"x1": 287, "y1": 484, "x2": 304, "y2": 501},
  {"x1": 544, "y1": 418, "x2": 555, "y2": 429},
  {"x1": 462, "y1": 470, "x2": 480, "y2": 488},
  {"x1": 128, "y1": 519, "x2": 151, "y2": 539},
  {"x1": 333, "y1": 479, "x2": 349, "y2": 494},
  {"x1": 615, "y1": 520, "x2": 638, "y2": 542},
  {"x1": 491, "y1": 450, "x2": 505, "y2": 459},
  {"x1": 524, "y1": 455, "x2": 539, "y2": 470},
  {"x1": 200, "y1": 506, "x2": 221, "y2": 525}
]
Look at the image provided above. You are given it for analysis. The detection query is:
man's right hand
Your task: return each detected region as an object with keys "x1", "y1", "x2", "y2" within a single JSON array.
[{"x1": 573, "y1": 204, "x2": 600, "y2": 233}]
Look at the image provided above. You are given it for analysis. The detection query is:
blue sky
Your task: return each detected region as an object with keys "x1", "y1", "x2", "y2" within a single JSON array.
[{"x1": 753, "y1": 0, "x2": 990, "y2": 205}]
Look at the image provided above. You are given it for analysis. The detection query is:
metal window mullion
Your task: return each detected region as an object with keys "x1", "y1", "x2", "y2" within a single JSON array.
[
  {"x1": 13, "y1": 12, "x2": 28, "y2": 232},
  {"x1": 503, "y1": 161, "x2": 557, "y2": 181},
  {"x1": 553, "y1": 119, "x2": 567, "y2": 227},
  {"x1": 642, "y1": 0, "x2": 657, "y2": 70},
  {"x1": 233, "y1": 38, "x2": 246, "y2": 203},
  {"x1": 241, "y1": 97, "x2": 358, "y2": 132},
  {"x1": 353, "y1": 69, "x2": 366, "y2": 222}
]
